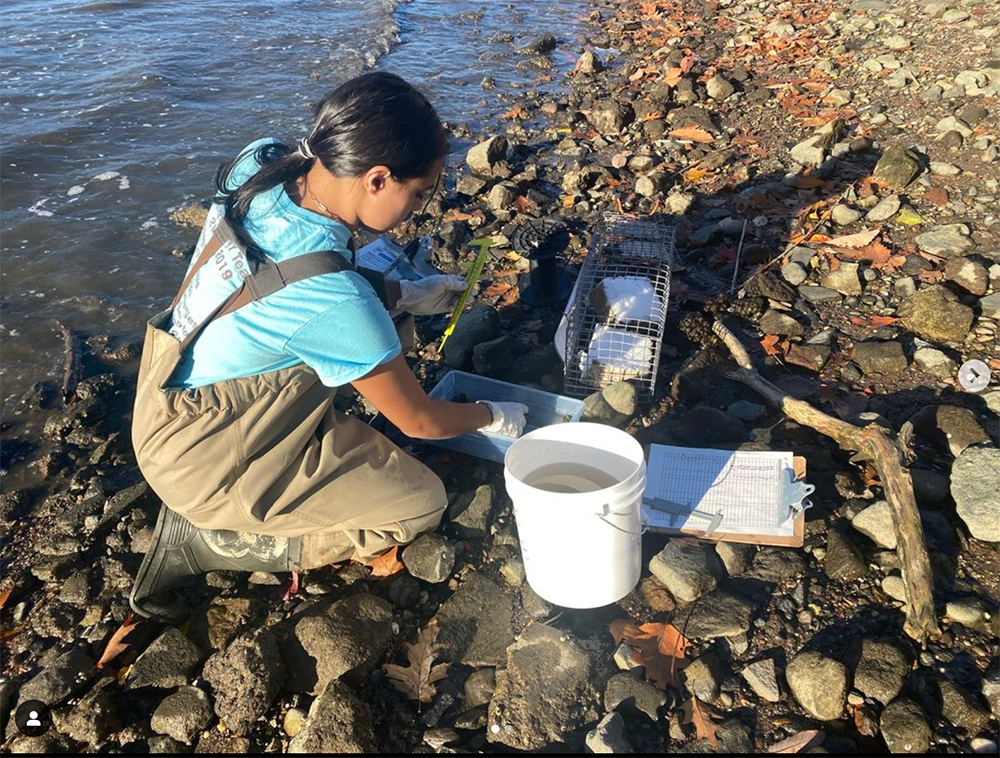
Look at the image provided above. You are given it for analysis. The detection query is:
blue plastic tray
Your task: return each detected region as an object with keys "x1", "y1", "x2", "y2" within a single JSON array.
[{"x1": 425, "y1": 370, "x2": 585, "y2": 463}]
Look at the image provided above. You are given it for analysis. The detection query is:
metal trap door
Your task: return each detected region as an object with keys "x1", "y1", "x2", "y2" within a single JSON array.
[{"x1": 564, "y1": 213, "x2": 675, "y2": 403}]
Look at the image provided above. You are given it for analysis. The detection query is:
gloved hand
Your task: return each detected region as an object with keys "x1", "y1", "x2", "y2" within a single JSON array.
[
  {"x1": 477, "y1": 400, "x2": 530, "y2": 438},
  {"x1": 397, "y1": 275, "x2": 468, "y2": 315}
]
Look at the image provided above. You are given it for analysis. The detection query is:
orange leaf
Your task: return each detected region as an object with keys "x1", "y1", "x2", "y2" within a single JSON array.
[
  {"x1": 0, "y1": 588, "x2": 10, "y2": 612},
  {"x1": 365, "y1": 546, "x2": 405, "y2": 577},
  {"x1": 499, "y1": 285, "x2": 521, "y2": 308},
  {"x1": 482, "y1": 282, "x2": 513, "y2": 298},
  {"x1": 669, "y1": 126, "x2": 715, "y2": 143},
  {"x1": 683, "y1": 168, "x2": 711, "y2": 183},
  {"x1": 562, "y1": 194, "x2": 576, "y2": 208},
  {"x1": 514, "y1": 195, "x2": 531, "y2": 214},
  {"x1": 609, "y1": 619, "x2": 689, "y2": 689},
  {"x1": 500, "y1": 104, "x2": 527, "y2": 121},
  {"x1": 442, "y1": 208, "x2": 474, "y2": 223},
  {"x1": 0, "y1": 625, "x2": 25, "y2": 641},
  {"x1": 663, "y1": 67, "x2": 684, "y2": 87},
  {"x1": 791, "y1": 175, "x2": 827, "y2": 189},
  {"x1": 822, "y1": 229, "x2": 879, "y2": 248},
  {"x1": 682, "y1": 696, "x2": 724, "y2": 748},
  {"x1": 761, "y1": 334, "x2": 784, "y2": 357},
  {"x1": 97, "y1": 613, "x2": 140, "y2": 670}
]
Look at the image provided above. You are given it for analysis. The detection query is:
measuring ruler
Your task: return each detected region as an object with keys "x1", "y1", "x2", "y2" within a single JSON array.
[{"x1": 439, "y1": 236, "x2": 494, "y2": 352}]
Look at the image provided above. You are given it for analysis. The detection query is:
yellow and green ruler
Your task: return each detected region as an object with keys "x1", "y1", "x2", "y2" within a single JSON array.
[{"x1": 439, "y1": 236, "x2": 494, "y2": 351}]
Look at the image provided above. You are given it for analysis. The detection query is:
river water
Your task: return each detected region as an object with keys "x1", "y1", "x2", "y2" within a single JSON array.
[{"x1": 0, "y1": 0, "x2": 594, "y2": 419}]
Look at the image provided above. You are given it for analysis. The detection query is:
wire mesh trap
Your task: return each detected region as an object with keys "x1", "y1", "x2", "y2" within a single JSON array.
[{"x1": 563, "y1": 213, "x2": 675, "y2": 403}]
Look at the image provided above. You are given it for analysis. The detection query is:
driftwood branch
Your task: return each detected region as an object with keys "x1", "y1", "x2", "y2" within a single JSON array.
[
  {"x1": 712, "y1": 319, "x2": 940, "y2": 642},
  {"x1": 56, "y1": 321, "x2": 83, "y2": 405}
]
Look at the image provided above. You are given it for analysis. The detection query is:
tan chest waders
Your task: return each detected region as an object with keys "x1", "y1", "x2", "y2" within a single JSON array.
[{"x1": 129, "y1": 217, "x2": 446, "y2": 623}]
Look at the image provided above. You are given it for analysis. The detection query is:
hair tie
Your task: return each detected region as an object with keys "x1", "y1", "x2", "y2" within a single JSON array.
[{"x1": 297, "y1": 137, "x2": 316, "y2": 160}]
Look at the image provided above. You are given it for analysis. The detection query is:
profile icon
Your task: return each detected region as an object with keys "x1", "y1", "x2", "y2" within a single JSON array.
[{"x1": 14, "y1": 699, "x2": 51, "y2": 737}]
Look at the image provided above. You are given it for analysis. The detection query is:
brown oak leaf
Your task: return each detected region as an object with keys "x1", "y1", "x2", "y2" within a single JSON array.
[
  {"x1": 609, "y1": 619, "x2": 689, "y2": 689},
  {"x1": 383, "y1": 620, "x2": 450, "y2": 703},
  {"x1": 365, "y1": 546, "x2": 405, "y2": 577},
  {"x1": 681, "y1": 696, "x2": 724, "y2": 748},
  {"x1": 97, "y1": 612, "x2": 140, "y2": 670}
]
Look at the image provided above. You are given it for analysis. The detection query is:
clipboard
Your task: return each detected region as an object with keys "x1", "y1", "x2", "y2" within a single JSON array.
[{"x1": 642, "y1": 446, "x2": 812, "y2": 548}]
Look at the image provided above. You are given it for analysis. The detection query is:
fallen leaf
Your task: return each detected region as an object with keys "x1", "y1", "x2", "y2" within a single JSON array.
[
  {"x1": 924, "y1": 187, "x2": 950, "y2": 207},
  {"x1": 791, "y1": 175, "x2": 827, "y2": 189},
  {"x1": 682, "y1": 696, "x2": 724, "y2": 748},
  {"x1": 562, "y1": 194, "x2": 576, "y2": 208},
  {"x1": 0, "y1": 588, "x2": 10, "y2": 612},
  {"x1": 919, "y1": 269, "x2": 945, "y2": 284},
  {"x1": 442, "y1": 208, "x2": 474, "y2": 223},
  {"x1": 850, "y1": 315, "x2": 899, "y2": 328},
  {"x1": 663, "y1": 67, "x2": 685, "y2": 87},
  {"x1": 895, "y1": 207, "x2": 923, "y2": 226},
  {"x1": 383, "y1": 620, "x2": 450, "y2": 703},
  {"x1": 609, "y1": 619, "x2": 689, "y2": 689},
  {"x1": 0, "y1": 625, "x2": 25, "y2": 641},
  {"x1": 482, "y1": 282, "x2": 513, "y2": 298},
  {"x1": 116, "y1": 664, "x2": 133, "y2": 686},
  {"x1": 761, "y1": 334, "x2": 784, "y2": 357},
  {"x1": 669, "y1": 126, "x2": 715, "y2": 143},
  {"x1": 499, "y1": 285, "x2": 521, "y2": 308},
  {"x1": 365, "y1": 546, "x2": 405, "y2": 577},
  {"x1": 767, "y1": 729, "x2": 825, "y2": 753},
  {"x1": 97, "y1": 613, "x2": 140, "y2": 670},
  {"x1": 825, "y1": 240, "x2": 893, "y2": 266},
  {"x1": 822, "y1": 229, "x2": 879, "y2": 248},
  {"x1": 683, "y1": 167, "x2": 712, "y2": 183},
  {"x1": 500, "y1": 104, "x2": 527, "y2": 121},
  {"x1": 514, "y1": 195, "x2": 531, "y2": 214}
]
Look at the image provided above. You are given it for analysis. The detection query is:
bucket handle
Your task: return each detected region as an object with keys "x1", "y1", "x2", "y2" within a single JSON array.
[{"x1": 598, "y1": 503, "x2": 649, "y2": 536}]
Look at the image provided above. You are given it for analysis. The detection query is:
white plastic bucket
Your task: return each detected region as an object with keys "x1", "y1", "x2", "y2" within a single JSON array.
[{"x1": 504, "y1": 422, "x2": 645, "y2": 608}]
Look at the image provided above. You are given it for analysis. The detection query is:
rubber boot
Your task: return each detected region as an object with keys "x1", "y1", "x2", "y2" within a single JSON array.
[{"x1": 129, "y1": 504, "x2": 302, "y2": 625}]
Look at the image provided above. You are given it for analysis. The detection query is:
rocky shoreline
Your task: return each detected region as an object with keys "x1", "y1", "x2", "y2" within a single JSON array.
[{"x1": 2, "y1": 0, "x2": 999, "y2": 753}]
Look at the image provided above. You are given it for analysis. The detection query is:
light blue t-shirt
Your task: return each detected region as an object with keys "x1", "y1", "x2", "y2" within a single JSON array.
[{"x1": 167, "y1": 138, "x2": 401, "y2": 389}]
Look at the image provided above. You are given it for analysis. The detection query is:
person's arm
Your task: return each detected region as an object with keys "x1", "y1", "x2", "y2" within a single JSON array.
[{"x1": 351, "y1": 354, "x2": 491, "y2": 440}]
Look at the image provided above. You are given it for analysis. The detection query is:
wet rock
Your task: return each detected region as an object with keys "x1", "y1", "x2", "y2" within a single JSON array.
[
  {"x1": 911, "y1": 405, "x2": 988, "y2": 457},
  {"x1": 283, "y1": 593, "x2": 393, "y2": 695},
  {"x1": 851, "y1": 500, "x2": 896, "y2": 549},
  {"x1": 467, "y1": 136, "x2": 508, "y2": 176},
  {"x1": 853, "y1": 340, "x2": 908, "y2": 375},
  {"x1": 585, "y1": 711, "x2": 631, "y2": 753},
  {"x1": 873, "y1": 146, "x2": 922, "y2": 189},
  {"x1": 938, "y1": 679, "x2": 992, "y2": 734},
  {"x1": 853, "y1": 638, "x2": 910, "y2": 705},
  {"x1": 824, "y1": 529, "x2": 867, "y2": 580},
  {"x1": 881, "y1": 698, "x2": 931, "y2": 754},
  {"x1": 944, "y1": 258, "x2": 989, "y2": 295},
  {"x1": 759, "y1": 309, "x2": 804, "y2": 336},
  {"x1": 604, "y1": 672, "x2": 667, "y2": 721},
  {"x1": 170, "y1": 203, "x2": 209, "y2": 229},
  {"x1": 289, "y1": 680, "x2": 377, "y2": 753},
  {"x1": 680, "y1": 589, "x2": 755, "y2": 639},
  {"x1": 914, "y1": 224, "x2": 974, "y2": 257},
  {"x1": 898, "y1": 285, "x2": 974, "y2": 343},
  {"x1": 52, "y1": 678, "x2": 120, "y2": 746},
  {"x1": 518, "y1": 33, "x2": 556, "y2": 55},
  {"x1": 129, "y1": 628, "x2": 204, "y2": 690},
  {"x1": 448, "y1": 484, "x2": 495, "y2": 539},
  {"x1": 913, "y1": 347, "x2": 957, "y2": 379},
  {"x1": 17, "y1": 648, "x2": 93, "y2": 707},
  {"x1": 402, "y1": 534, "x2": 456, "y2": 584},
  {"x1": 575, "y1": 50, "x2": 603, "y2": 74},
  {"x1": 434, "y1": 573, "x2": 513, "y2": 666},
  {"x1": 520, "y1": 585, "x2": 552, "y2": 620},
  {"x1": 785, "y1": 344, "x2": 831, "y2": 372},
  {"x1": 951, "y1": 445, "x2": 1000, "y2": 541},
  {"x1": 740, "y1": 657, "x2": 782, "y2": 702},
  {"x1": 202, "y1": 630, "x2": 285, "y2": 735},
  {"x1": 583, "y1": 382, "x2": 638, "y2": 427},
  {"x1": 673, "y1": 405, "x2": 745, "y2": 446},
  {"x1": 487, "y1": 623, "x2": 600, "y2": 751},
  {"x1": 821, "y1": 262, "x2": 862, "y2": 295},
  {"x1": 150, "y1": 686, "x2": 214, "y2": 744},
  {"x1": 443, "y1": 304, "x2": 500, "y2": 368},
  {"x1": 472, "y1": 335, "x2": 512, "y2": 377},
  {"x1": 715, "y1": 542, "x2": 755, "y2": 576},
  {"x1": 786, "y1": 650, "x2": 848, "y2": 721},
  {"x1": 867, "y1": 194, "x2": 901, "y2": 222},
  {"x1": 648, "y1": 540, "x2": 725, "y2": 602},
  {"x1": 682, "y1": 648, "x2": 724, "y2": 702}
]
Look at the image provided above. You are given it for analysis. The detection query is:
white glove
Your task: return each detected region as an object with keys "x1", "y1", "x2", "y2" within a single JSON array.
[
  {"x1": 477, "y1": 400, "x2": 530, "y2": 438},
  {"x1": 397, "y1": 275, "x2": 468, "y2": 315}
]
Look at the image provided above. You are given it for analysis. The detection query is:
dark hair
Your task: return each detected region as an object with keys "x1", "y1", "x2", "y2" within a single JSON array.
[{"x1": 214, "y1": 72, "x2": 448, "y2": 263}]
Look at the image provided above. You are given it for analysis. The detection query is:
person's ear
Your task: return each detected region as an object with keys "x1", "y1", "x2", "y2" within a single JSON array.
[{"x1": 364, "y1": 165, "x2": 393, "y2": 194}]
